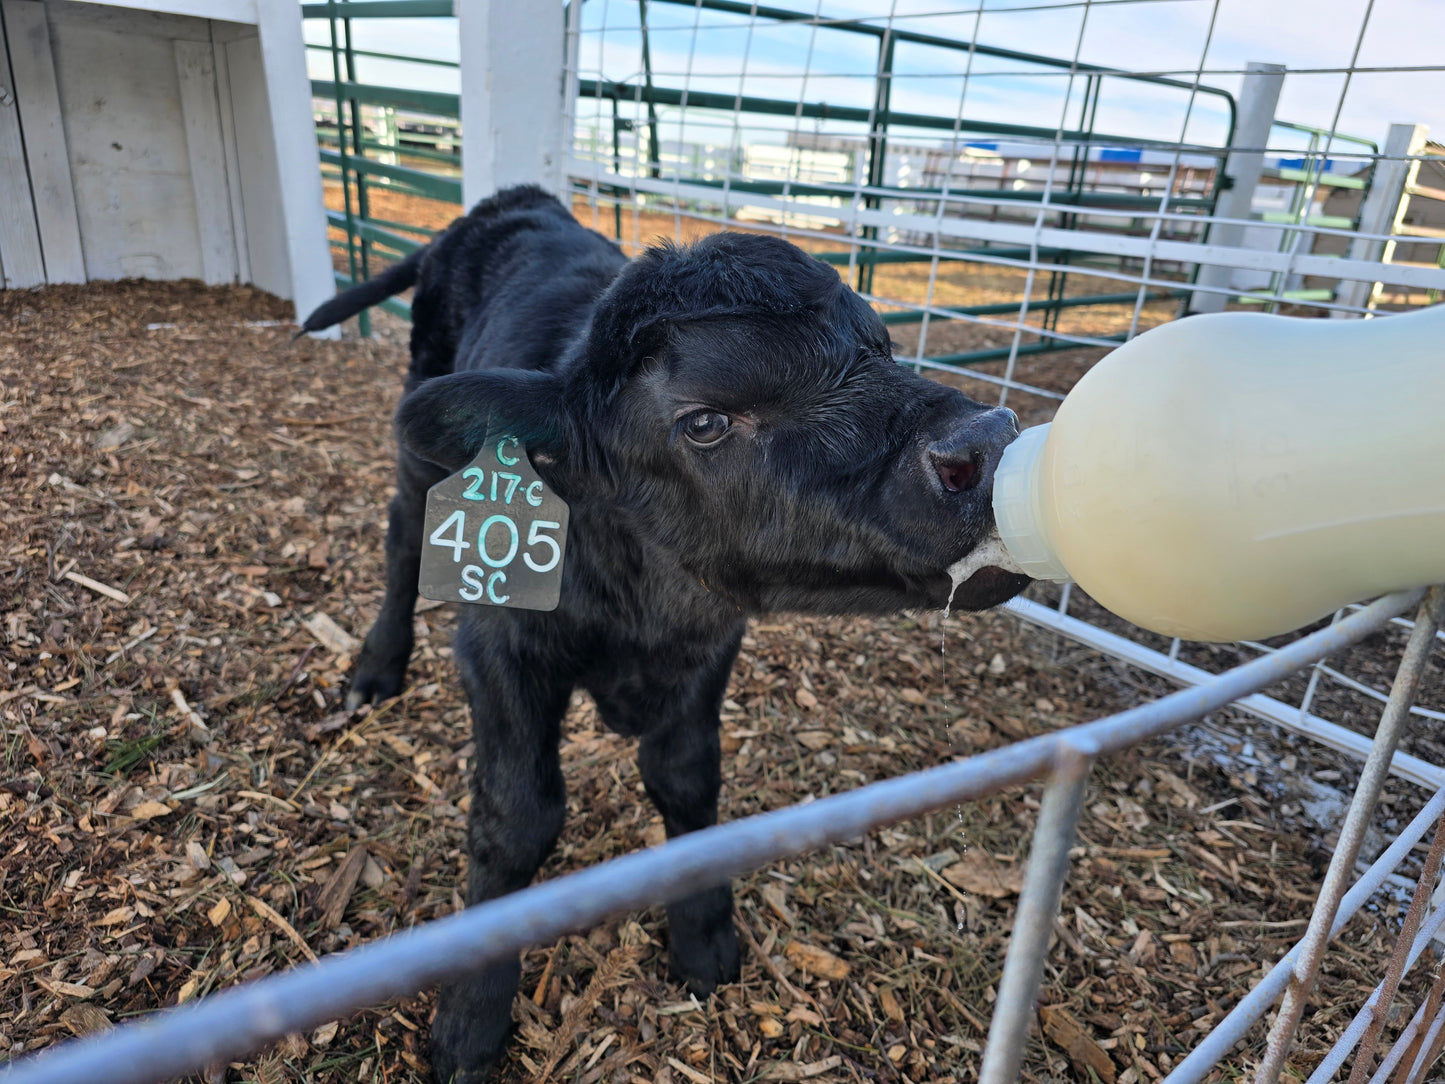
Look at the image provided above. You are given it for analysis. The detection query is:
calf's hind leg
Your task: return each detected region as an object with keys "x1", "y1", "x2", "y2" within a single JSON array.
[
  {"x1": 348, "y1": 448, "x2": 446, "y2": 709},
  {"x1": 430, "y1": 619, "x2": 573, "y2": 1083}
]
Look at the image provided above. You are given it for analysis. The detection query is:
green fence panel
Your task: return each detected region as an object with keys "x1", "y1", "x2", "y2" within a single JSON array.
[
  {"x1": 301, "y1": 1, "x2": 453, "y2": 18},
  {"x1": 318, "y1": 148, "x2": 462, "y2": 203},
  {"x1": 311, "y1": 79, "x2": 459, "y2": 119}
]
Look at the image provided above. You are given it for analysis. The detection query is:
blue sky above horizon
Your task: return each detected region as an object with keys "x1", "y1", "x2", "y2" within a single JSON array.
[{"x1": 304, "y1": 0, "x2": 1443, "y2": 159}]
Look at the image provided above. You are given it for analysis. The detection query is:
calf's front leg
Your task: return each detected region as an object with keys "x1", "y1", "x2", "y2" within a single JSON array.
[
  {"x1": 429, "y1": 620, "x2": 573, "y2": 1083},
  {"x1": 638, "y1": 711, "x2": 740, "y2": 993},
  {"x1": 598, "y1": 638, "x2": 743, "y2": 995}
]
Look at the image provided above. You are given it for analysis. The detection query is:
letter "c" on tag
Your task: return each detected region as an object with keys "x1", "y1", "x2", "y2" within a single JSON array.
[{"x1": 487, "y1": 570, "x2": 509, "y2": 604}]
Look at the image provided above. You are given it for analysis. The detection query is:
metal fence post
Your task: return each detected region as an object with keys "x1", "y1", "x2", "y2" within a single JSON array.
[
  {"x1": 1189, "y1": 61, "x2": 1285, "y2": 313},
  {"x1": 458, "y1": 0, "x2": 567, "y2": 206},
  {"x1": 978, "y1": 743, "x2": 1095, "y2": 1084},
  {"x1": 1334, "y1": 123, "x2": 1429, "y2": 314}
]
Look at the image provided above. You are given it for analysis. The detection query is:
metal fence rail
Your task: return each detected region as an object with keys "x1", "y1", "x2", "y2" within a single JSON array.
[
  {"x1": 4, "y1": 588, "x2": 1439, "y2": 1084},
  {"x1": 569, "y1": 0, "x2": 1249, "y2": 377}
]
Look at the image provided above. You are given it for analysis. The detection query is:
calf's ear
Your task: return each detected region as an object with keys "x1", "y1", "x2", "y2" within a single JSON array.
[{"x1": 396, "y1": 370, "x2": 569, "y2": 473}]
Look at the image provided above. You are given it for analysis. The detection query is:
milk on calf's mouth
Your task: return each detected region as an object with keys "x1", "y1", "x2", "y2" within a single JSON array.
[{"x1": 946, "y1": 532, "x2": 1024, "y2": 605}]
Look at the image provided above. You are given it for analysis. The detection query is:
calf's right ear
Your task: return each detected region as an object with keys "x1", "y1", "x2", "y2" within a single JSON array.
[{"x1": 396, "y1": 370, "x2": 569, "y2": 473}]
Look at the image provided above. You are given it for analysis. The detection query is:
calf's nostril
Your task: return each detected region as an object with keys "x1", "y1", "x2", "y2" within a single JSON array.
[
  {"x1": 936, "y1": 457, "x2": 979, "y2": 493},
  {"x1": 929, "y1": 407, "x2": 1017, "y2": 495}
]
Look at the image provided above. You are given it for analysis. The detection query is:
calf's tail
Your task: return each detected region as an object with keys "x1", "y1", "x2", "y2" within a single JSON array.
[{"x1": 295, "y1": 247, "x2": 425, "y2": 335}]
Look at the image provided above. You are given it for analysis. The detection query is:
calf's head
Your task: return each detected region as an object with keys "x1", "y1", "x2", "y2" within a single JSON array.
[{"x1": 399, "y1": 232, "x2": 1030, "y2": 616}]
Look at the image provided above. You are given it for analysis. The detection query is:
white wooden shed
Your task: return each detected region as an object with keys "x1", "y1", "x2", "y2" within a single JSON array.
[{"x1": 0, "y1": 0, "x2": 332, "y2": 321}]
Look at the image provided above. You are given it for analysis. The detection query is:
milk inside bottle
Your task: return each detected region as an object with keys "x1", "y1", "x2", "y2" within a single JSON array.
[{"x1": 991, "y1": 304, "x2": 1445, "y2": 641}]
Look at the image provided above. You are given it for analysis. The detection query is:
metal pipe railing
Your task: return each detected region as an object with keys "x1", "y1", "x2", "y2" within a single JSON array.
[
  {"x1": 978, "y1": 746, "x2": 1094, "y2": 1084},
  {"x1": 1, "y1": 588, "x2": 1426, "y2": 1084},
  {"x1": 1165, "y1": 777, "x2": 1445, "y2": 1084}
]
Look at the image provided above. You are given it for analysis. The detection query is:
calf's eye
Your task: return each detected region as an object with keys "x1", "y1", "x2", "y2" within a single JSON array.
[{"x1": 682, "y1": 410, "x2": 731, "y2": 446}]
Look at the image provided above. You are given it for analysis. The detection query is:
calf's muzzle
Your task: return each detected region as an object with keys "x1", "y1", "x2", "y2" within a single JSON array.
[{"x1": 926, "y1": 406, "x2": 1019, "y2": 498}]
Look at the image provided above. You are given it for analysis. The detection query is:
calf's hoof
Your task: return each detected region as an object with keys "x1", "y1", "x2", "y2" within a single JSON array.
[
  {"x1": 429, "y1": 1008, "x2": 507, "y2": 1084},
  {"x1": 429, "y1": 969, "x2": 516, "y2": 1084},
  {"x1": 669, "y1": 918, "x2": 742, "y2": 997},
  {"x1": 345, "y1": 632, "x2": 413, "y2": 710}
]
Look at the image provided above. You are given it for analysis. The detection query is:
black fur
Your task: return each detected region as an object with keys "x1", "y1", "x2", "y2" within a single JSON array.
[
  {"x1": 301, "y1": 185, "x2": 1029, "y2": 1083},
  {"x1": 295, "y1": 247, "x2": 423, "y2": 336}
]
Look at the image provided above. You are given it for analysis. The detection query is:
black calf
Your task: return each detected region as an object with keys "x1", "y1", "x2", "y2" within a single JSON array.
[{"x1": 301, "y1": 185, "x2": 1028, "y2": 1082}]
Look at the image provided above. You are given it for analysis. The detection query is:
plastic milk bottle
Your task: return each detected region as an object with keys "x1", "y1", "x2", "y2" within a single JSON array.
[{"x1": 992, "y1": 304, "x2": 1445, "y2": 641}]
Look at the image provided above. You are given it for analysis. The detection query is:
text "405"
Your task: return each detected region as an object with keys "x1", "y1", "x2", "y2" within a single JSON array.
[{"x1": 428, "y1": 511, "x2": 563, "y2": 604}]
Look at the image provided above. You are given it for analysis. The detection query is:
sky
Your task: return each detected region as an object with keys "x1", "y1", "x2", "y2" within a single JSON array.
[{"x1": 303, "y1": 0, "x2": 1444, "y2": 160}]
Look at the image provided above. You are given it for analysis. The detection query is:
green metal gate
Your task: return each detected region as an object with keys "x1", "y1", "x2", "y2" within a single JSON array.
[{"x1": 304, "y1": 0, "x2": 463, "y2": 336}]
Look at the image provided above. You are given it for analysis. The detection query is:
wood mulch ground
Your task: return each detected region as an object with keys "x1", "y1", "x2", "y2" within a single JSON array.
[{"x1": 2, "y1": 276, "x2": 1440, "y2": 1084}]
